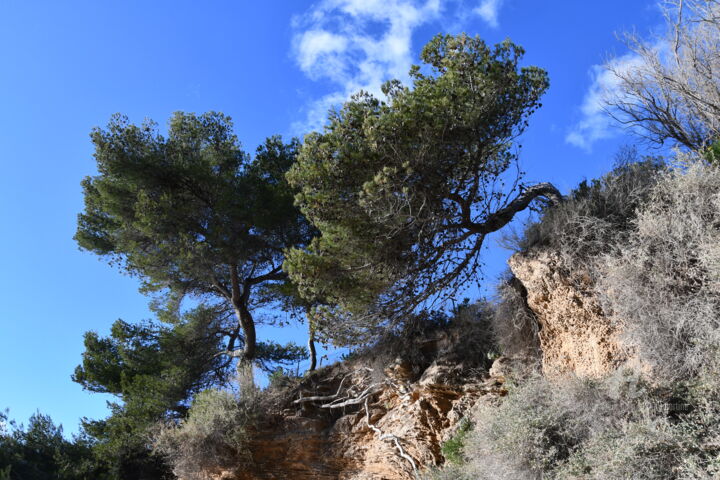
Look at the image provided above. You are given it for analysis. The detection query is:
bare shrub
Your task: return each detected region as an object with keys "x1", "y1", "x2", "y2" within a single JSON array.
[
  {"x1": 443, "y1": 300, "x2": 498, "y2": 368},
  {"x1": 424, "y1": 463, "x2": 471, "y2": 480},
  {"x1": 430, "y1": 158, "x2": 720, "y2": 480},
  {"x1": 343, "y1": 301, "x2": 498, "y2": 383},
  {"x1": 556, "y1": 375, "x2": 720, "y2": 479},
  {"x1": 457, "y1": 374, "x2": 645, "y2": 479},
  {"x1": 429, "y1": 371, "x2": 717, "y2": 479},
  {"x1": 606, "y1": 0, "x2": 720, "y2": 150},
  {"x1": 490, "y1": 156, "x2": 662, "y2": 364},
  {"x1": 557, "y1": 412, "x2": 702, "y2": 479},
  {"x1": 600, "y1": 158, "x2": 720, "y2": 381},
  {"x1": 518, "y1": 155, "x2": 663, "y2": 273},
  {"x1": 153, "y1": 388, "x2": 262, "y2": 480},
  {"x1": 492, "y1": 275, "x2": 541, "y2": 359}
]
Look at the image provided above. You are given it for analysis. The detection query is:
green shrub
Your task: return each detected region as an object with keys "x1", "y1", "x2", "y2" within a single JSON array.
[
  {"x1": 441, "y1": 420, "x2": 472, "y2": 465},
  {"x1": 154, "y1": 388, "x2": 261, "y2": 479}
]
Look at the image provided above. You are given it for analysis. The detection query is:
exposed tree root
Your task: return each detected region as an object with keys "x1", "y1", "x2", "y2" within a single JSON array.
[{"x1": 364, "y1": 398, "x2": 419, "y2": 479}]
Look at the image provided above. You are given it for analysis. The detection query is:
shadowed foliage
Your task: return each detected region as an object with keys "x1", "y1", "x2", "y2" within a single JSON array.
[
  {"x1": 76, "y1": 112, "x2": 313, "y2": 364},
  {"x1": 286, "y1": 33, "x2": 558, "y2": 344}
]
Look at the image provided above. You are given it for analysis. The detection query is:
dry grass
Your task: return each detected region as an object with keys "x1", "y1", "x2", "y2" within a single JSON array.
[{"x1": 153, "y1": 388, "x2": 263, "y2": 480}]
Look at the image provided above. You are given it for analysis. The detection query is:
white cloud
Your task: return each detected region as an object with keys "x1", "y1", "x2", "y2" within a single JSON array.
[
  {"x1": 474, "y1": 0, "x2": 504, "y2": 28},
  {"x1": 291, "y1": 0, "x2": 443, "y2": 133},
  {"x1": 297, "y1": 30, "x2": 350, "y2": 82},
  {"x1": 566, "y1": 52, "x2": 645, "y2": 151},
  {"x1": 291, "y1": 0, "x2": 507, "y2": 133},
  {"x1": 291, "y1": 91, "x2": 348, "y2": 134}
]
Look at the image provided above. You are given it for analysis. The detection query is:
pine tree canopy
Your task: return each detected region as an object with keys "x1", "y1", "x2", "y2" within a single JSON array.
[{"x1": 285, "y1": 34, "x2": 559, "y2": 340}]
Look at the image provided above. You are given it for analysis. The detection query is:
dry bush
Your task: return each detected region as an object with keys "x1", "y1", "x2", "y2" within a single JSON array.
[
  {"x1": 491, "y1": 155, "x2": 662, "y2": 361},
  {"x1": 430, "y1": 158, "x2": 720, "y2": 480},
  {"x1": 153, "y1": 388, "x2": 262, "y2": 480},
  {"x1": 344, "y1": 301, "x2": 498, "y2": 382},
  {"x1": 439, "y1": 300, "x2": 498, "y2": 369},
  {"x1": 600, "y1": 158, "x2": 720, "y2": 381},
  {"x1": 462, "y1": 374, "x2": 646, "y2": 479},
  {"x1": 556, "y1": 373, "x2": 720, "y2": 479},
  {"x1": 556, "y1": 410, "x2": 711, "y2": 479},
  {"x1": 492, "y1": 275, "x2": 541, "y2": 359},
  {"x1": 518, "y1": 155, "x2": 663, "y2": 273},
  {"x1": 431, "y1": 159, "x2": 720, "y2": 480},
  {"x1": 424, "y1": 464, "x2": 471, "y2": 480},
  {"x1": 429, "y1": 371, "x2": 719, "y2": 479},
  {"x1": 607, "y1": 0, "x2": 720, "y2": 150}
]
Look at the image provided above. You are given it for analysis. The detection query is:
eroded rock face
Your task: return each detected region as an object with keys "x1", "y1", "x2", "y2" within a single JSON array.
[
  {"x1": 220, "y1": 356, "x2": 504, "y2": 480},
  {"x1": 205, "y1": 247, "x2": 640, "y2": 479},
  {"x1": 508, "y1": 249, "x2": 632, "y2": 378}
]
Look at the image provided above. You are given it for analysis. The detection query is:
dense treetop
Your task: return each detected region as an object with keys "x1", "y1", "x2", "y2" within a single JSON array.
[
  {"x1": 285, "y1": 34, "x2": 558, "y2": 339},
  {"x1": 75, "y1": 112, "x2": 313, "y2": 362}
]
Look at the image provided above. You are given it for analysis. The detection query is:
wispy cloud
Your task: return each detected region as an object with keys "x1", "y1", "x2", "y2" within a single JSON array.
[
  {"x1": 291, "y1": 0, "x2": 444, "y2": 133},
  {"x1": 296, "y1": 30, "x2": 350, "y2": 82},
  {"x1": 474, "y1": 0, "x2": 504, "y2": 28},
  {"x1": 566, "y1": 52, "x2": 645, "y2": 151},
  {"x1": 291, "y1": 0, "x2": 507, "y2": 133}
]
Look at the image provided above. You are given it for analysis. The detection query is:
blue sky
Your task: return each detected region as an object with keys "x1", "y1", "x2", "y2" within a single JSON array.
[{"x1": 0, "y1": 0, "x2": 663, "y2": 434}]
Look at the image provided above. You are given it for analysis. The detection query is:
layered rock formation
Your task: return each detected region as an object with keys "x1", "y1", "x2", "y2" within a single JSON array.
[
  {"x1": 211, "y1": 325, "x2": 504, "y2": 480},
  {"x1": 232, "y1": 370, "x2": 502, "y2": 480}
]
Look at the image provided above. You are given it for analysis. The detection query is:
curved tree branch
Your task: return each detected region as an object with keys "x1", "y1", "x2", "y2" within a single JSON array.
[{"x1": 467, "y1": 182, "x2": 563, "y2": 235}]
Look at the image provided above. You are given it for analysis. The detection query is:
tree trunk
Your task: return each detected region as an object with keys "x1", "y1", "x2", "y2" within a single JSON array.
[
  {"x1": 230, "y1": 263, "x2": 256, "y2": 364},
  {"x1": 307, "y1": 315, "x2": 317, "y2": 373},
  {"x1": 232, "y1": 303, "x2": 256, "y2": 388},
  {"x1": 235, "y1": 302, "x2": 257, "y2": 362}
]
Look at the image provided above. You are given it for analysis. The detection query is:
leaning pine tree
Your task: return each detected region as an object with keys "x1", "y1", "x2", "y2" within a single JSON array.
[
  {"x1": 76, "y1": 112, "x2": 313, "y2": 374},
  {"x1": 285, "y1": 34, "x2": 562, "y2": 343}
]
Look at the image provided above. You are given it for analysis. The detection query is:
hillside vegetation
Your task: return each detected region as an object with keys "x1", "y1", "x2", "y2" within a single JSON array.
[
  {"x1": 430, "y1": 157, "x2": 720, "y2": 479},
  {"x1": 6, "y1": 1, "x2": 720, "y2": 479}
]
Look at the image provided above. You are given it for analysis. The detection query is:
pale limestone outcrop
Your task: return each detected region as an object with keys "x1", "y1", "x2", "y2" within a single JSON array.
[
  {"x1": 508, "y1": 249, "x2": 632, "y2": 378},
  {"x1": 204, "y1": 247, "x2": 641, "y2": 479}
]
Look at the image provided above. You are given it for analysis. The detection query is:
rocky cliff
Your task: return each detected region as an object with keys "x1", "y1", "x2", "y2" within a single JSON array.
[
  {"x1": 507, "y1": 249, "x2": 634, "y2": 378},
  {"x1": 231, "y1": 367, "x2": 503, "y2": 480},
  {"x1": 207, "y1": 248, "x2": 632, "y2": 480}
]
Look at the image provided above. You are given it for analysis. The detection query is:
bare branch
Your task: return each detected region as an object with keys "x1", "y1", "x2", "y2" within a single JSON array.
[
  {"x1": 293, "y1": 375, "x2": 350, "y2": 404},
  {"x1": 320, "y1": 383, "x2": 384, "y2": 409},
  {"x1": 607, "y1": 0, "x2": 720, "y2": 149},
  {"x1": 467, "y1": 183, "x2": 563, "y2": 235}
]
